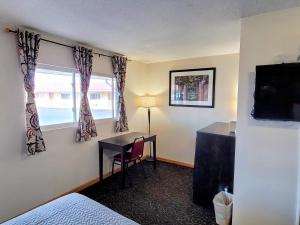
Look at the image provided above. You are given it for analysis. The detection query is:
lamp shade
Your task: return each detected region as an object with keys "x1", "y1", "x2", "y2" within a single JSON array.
[{"x1": 139, "y1": 96, "x2": 156, "y2": 108}]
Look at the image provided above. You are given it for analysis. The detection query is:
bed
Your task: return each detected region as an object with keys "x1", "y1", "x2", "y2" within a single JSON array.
[{"x1": 2, "y1": 193, "x2": 139, "y2": 225}]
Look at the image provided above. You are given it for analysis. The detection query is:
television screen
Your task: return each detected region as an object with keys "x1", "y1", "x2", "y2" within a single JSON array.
[{"x1": 253, "y1": 63, "x2": 300, "y2": 121}]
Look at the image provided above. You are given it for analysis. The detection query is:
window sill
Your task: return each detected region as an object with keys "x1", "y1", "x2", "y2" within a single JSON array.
[
  {"x1": 94, "y1": 117, "x2": 117, "y2": 125},
  {"x1": 41, "y1": 118, "x2": 117, "y2": 132},
  {"x1": 41, "y1": 122, "x2": 77, "y2": 132}
]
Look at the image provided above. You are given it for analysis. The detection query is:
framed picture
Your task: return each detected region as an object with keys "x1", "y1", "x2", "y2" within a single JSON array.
[{"x1": 169, "y1": 68, "x2": 216, "y2": 108}]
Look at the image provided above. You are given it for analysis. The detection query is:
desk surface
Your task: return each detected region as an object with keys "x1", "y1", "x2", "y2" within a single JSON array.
[{"x1": 99, "y1": 132, "x2": 156, "y2": 147}]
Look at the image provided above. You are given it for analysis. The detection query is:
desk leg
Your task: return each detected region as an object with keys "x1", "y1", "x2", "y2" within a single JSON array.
[
  {"x1": 121, "y1": 150, "x2": 125, "y2": 188},
  {"x1": 153, "y1": 139, "x2": 157, "y2": 169},
  {"x1": 99, "y1": 144, "x2": 104, "y2": 182}
]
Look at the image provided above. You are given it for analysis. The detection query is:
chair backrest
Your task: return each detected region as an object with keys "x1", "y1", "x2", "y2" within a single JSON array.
[{"x1": 131, "y1": 137, "x2": 145, "y2": 160}]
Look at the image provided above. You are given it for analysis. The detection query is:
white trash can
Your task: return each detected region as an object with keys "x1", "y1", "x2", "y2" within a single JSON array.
[{"x1": 213, "y1": 190, "x2": 233, "y2": 225}]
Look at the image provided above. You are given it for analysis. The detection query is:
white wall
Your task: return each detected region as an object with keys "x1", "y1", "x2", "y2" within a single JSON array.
[
  {"x1": 0, "y1": 24, "x2": 240, "y2": 221},
  {"x1": 233, "y1": 7, "x2": 300, "y2": 225},
  {"x1": 0, "y1": 22, "x2": 148, "y2": 222},
  {"x1": 147, "y1": 54, "x2": 239, "y2": 164},
  {"x1": 3, "y1": 7, "x2": 300, "y2": 225}
]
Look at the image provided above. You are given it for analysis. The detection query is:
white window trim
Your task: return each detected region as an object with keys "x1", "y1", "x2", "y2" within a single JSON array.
[
  {"x1": 36, "y1": 64, "x2": 117, "y2": 131},
  {"x1": 41, "y1": 121, "x2": 77, "y2": 132}
]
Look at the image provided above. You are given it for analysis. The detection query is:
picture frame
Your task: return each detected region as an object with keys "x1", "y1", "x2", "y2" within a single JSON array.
[{"x1": 169, "y1": 68, "x2": 216, "y2": 108}]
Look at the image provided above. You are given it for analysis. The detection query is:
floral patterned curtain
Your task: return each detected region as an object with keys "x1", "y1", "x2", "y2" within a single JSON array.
[
  {"x1": 17, "y1": 30, "x2": 46, "y2": 155},
  {"x1": 73, "y1": 46, "x2": 97, "y2": 142},
  {"x1": 112, "y1": 56, "x2": 129, "y2": 132}
]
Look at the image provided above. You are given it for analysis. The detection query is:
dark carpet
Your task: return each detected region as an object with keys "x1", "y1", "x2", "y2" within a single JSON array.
[{"x1": 80, "y1": 161, "x2": 216, "y2": 225}]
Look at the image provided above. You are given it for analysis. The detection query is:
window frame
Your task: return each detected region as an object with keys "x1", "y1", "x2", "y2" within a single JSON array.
[{"x1": 36, "y1": 64, "x2": 116, "y2": 131}]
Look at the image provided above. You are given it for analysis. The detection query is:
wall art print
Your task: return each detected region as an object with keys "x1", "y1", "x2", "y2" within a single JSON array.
[{"x1": 169, "y1": 68, "x2": 216, "y2": 108}]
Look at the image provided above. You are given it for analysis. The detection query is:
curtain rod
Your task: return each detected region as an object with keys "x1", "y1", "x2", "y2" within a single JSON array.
[{"x1": 5, "y1": 28, "x2": 124, "y2": 59}]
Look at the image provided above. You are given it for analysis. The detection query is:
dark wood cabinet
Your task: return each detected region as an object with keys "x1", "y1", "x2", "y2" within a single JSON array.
[{"x1": 193, "y1": 122, "x2": 235, "y2": 207}]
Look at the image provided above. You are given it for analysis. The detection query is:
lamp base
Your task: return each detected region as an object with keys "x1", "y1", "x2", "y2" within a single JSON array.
[{"x1": 145, "y1": 156, "x2": 155, "y2": 162}]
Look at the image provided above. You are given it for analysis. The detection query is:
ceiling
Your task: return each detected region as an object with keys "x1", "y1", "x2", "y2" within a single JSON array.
[{"x1": 0, "y1": 0, "x2": 299, "y2": 63}]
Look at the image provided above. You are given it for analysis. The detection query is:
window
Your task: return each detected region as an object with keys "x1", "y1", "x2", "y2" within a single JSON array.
[
  {"x1": 35, "y1": 66, "x2": 116, "y2": 127},
  {"x1": 90, "y1": 93, "x2": 101, "y2": 100},
  {"x1": 61, "y1": 93, "x2": 71, "y2": 99},
  {"x1": 36, "y1": 93, "x2": 48, "y2": 99},
  {"x1": 35, "y1": 68, "x2": 74, "y2": 126},
  {"x1": 88, "y1": 76, "x2": 114, "y2": 120}
]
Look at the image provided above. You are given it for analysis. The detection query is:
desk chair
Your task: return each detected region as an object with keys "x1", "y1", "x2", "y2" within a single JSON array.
[{"x1": 112, "y1": 137, "x2": 146, "y2": 185}]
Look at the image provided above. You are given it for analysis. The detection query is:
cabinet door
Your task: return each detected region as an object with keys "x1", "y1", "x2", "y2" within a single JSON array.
[
  {"x1": 218, "y1": 136, "x2": 235, "y2": 193},
  {"x1": 193, "y1": 132, "x2": 235, "y2": 206}
]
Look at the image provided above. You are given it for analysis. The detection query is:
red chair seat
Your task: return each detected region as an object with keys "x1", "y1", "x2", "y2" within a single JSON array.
[{"x1": 113, "y1": 152, "x2": 135, "y2": 163}]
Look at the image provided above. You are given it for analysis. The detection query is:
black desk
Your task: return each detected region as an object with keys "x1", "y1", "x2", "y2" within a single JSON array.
[{"x1": 98, "y1": 132, "x2": 157, "y2": 187}]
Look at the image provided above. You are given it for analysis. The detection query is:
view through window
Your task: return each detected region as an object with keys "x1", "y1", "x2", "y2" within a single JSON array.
[{"x1": 35, "y1": 67, "x2": 115, "y2": 127}]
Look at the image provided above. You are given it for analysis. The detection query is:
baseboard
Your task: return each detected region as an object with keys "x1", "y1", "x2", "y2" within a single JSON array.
[
  {"x1": 157, "y1": 156, "x2": 194, "y2": 168},
  {"x1": 67, "y1": 167, "x2": 122, "y2": 194}
]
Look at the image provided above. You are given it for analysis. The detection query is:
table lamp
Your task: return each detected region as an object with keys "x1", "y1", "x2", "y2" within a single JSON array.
[{"x1": 139, "y1": 95, "x2": 156, "y2": 161}]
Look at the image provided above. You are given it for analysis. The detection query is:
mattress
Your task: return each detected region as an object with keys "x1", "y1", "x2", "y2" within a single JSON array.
[{"x1": 2, "y1": 193, "x2": 139, "y2": 225}]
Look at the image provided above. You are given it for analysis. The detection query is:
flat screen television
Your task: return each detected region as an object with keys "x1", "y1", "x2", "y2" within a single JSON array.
[{"x1": 253, "y1": 63, "x2": 300, "y2": 121}]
